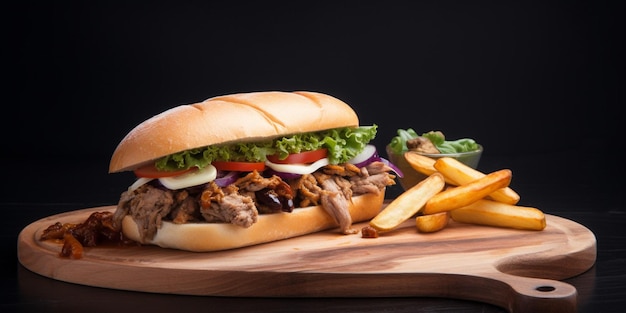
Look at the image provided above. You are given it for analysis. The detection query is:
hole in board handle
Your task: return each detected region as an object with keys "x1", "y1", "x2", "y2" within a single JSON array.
[{"x1": 536, "y1": 285, "x2": 556, "y2": 292}]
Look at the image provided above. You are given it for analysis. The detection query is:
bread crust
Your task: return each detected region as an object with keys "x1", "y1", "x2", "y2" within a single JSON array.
[
  {"x1": 109, "y1": 91, "x2": 359, "y2": 173},
  {"x1": 121, "y1": 191, "x2": 385, "y2": 252}
]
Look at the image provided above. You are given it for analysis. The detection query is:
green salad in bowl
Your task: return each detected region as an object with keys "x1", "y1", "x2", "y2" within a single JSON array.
[{"x1": 386, "y1": 129, "x2": 482, "y2": 190}]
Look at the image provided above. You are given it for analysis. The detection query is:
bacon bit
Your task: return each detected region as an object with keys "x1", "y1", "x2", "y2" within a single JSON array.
[
  {"x1": 60, "y1": 233, "x2": 83, "y2": 259},
  {"x1": 361, "y1": 225, "x2": 379, "y2": 238}
]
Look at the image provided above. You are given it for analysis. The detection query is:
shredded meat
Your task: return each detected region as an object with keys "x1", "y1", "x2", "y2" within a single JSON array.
[
  {"x1": 313, "y1": 172, "x2": 357, "y2": 234},
  {"x1": 321, "y1": 163, "x2": 361, "y2": 177},
  {"x1": 307, "y1": 161, "x2": 395, "y2": 234},
  {"x1": 170, "y1": 190, "x2": 202, "y2": 224},
  {"x1": 290, "y1": 174, "x2": 322, "y2": 207},
  {"x1": 234, "y1": 171, "x2": 294, "y2": 213},
  {"x1": 110, "y1": 160, "x2": 396, "y2": 241},
  {"x1": 113, "y1": 184, "x2": 174, "y2": 242},
  {"x1": 43, "y1": 157, "x2": 397, "y2": 258},
  {"x1": 407, "y1": 136, "x2": 440, "y2": 154},
  {"x1": 350, "y1": 162, "x2": 397, "y2": 195},
  {"x1": 40, "y1": 211, "x2": 136, "y2": 259},
  {"x1": 201, "y1": 185, "x2": 258, "y2": 227},
  {"x1": 200, "y1": 181, "x2": 226, "y2": 208},
  {"x1": 234, "y1": 170, "x2": 283, "y2": 191}
]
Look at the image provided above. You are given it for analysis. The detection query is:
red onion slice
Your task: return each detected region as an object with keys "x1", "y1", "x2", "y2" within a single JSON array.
[
  {"x1": 348, "y1": 145, "x2": 404, "y2": 178},
  {"x1": 214, "y1": 171, "x2": 240, "y2": 187},
  {"x1": 378, "y1": 157, "x2": 404, "y2": 178}
]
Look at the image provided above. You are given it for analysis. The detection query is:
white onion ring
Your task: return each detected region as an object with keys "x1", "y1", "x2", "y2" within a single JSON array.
[
  {"x1": 348, "y1": 144, "x2": 378, "y2": 166},
  {"x1": 158, "y1": 165, "x2": 217, "y2": 190}
]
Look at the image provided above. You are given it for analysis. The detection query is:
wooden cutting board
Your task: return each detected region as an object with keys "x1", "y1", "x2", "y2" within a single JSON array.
[{"x1": 18, "y1": 205, "x2": 596, "y2": 313}]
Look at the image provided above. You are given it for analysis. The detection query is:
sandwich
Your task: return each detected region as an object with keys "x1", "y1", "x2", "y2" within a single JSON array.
[{"x1": 109, "y1": 91, "x2": 398, "y2": 252}]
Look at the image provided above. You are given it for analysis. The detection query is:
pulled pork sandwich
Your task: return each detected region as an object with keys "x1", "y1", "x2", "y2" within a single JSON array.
[{"x1": 109, "y1": 91, "x2": 398, "y2": 252}]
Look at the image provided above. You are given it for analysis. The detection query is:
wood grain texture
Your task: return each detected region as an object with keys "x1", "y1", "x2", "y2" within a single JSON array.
[{"x1": 18, "y1": 205, "x2": 596, "y2": 313}]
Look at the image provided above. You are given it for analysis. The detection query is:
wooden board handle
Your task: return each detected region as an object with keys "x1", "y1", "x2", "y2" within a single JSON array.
[{"x1": 482, "y1": 272, "x2": 577, "y2": 312}]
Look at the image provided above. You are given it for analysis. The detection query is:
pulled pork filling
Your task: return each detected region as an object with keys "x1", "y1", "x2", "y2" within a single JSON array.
[{"x1": 112, "y1": 161, "x2": 396, "y2": 242}]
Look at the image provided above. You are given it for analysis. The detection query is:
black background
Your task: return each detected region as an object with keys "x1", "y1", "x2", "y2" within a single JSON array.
[
  {"x1": 3, "y1": 1, "x2": 625, "y2": 312},
  {"x1": 6, "y1": 0, "x2": 624, "y2": 205},
  {"x1": 3, "y1": 0, "x2": 623, "y2": 218},
  {"x1": 7, "y1": 1, "x2": 622, "y2": 158},
  {"x1": 6, "y1": 1, "x2": 625, "y2": 205}
]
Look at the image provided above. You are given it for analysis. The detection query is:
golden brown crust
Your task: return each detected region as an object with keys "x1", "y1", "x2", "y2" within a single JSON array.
[
  {"x1": 109, "y1": 91, "x2": 359, "y2": 173},
  {"x1": 121, "y1": 191, "x2": 385, "y2": 252}
]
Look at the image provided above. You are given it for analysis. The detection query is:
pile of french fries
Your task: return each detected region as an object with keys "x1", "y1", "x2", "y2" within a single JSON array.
[{"x1": 369, "y1": 152, "x2": 546, "y2": 234}]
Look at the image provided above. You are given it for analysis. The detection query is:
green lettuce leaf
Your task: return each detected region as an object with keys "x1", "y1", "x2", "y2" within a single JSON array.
[
  {"x1": 155, "y1": 125, "x2": 378, "y2": 171},
  {"x1": 389, "y1": 129, "x2": 479, "y2": 154},
  {"x1": 436, "y1": 138, "x2": 478, "y2": 154},
  {"x1": 388, "y1": 128, "x2": 418, "y2": 154}
]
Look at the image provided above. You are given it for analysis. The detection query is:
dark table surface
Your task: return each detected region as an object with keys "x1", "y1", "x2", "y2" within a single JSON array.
[{"x1": 3, "y1": 151, "x2": 625, "y2": 313}]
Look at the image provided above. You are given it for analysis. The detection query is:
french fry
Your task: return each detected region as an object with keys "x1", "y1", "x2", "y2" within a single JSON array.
[
  {"x1": 450, "y1": 199, "x2": 546, "y2": 230},
  {"x1": 403, "y1": 152, "x2": 459, "y2": 185},
  {"x1": 434, "y1": 157, "x2": 520, "y2": 205},
  {"x1": 403, "y1": 151, "x2": 438, "y2": 176},
  {"x1": 370, "y1": 173, "x2": 445, "y2": 232},
  {"x1": 423, "y1": 169, "x2": 512, "y2": 215},
  {"x1": 416, "y1": 212, "x2": 449, "y2": 233}
]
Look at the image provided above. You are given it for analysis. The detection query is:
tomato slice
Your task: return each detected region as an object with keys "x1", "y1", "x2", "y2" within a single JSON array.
[
  {"x1": 267, "y1": 149, "x2": 328, "y2": 164},
  {"x1": 134, "y1": 164, "x2": 194, "y2": 178},
  {"x1": 211, "y1": 161, "x2": 266, "y2": 172}
]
